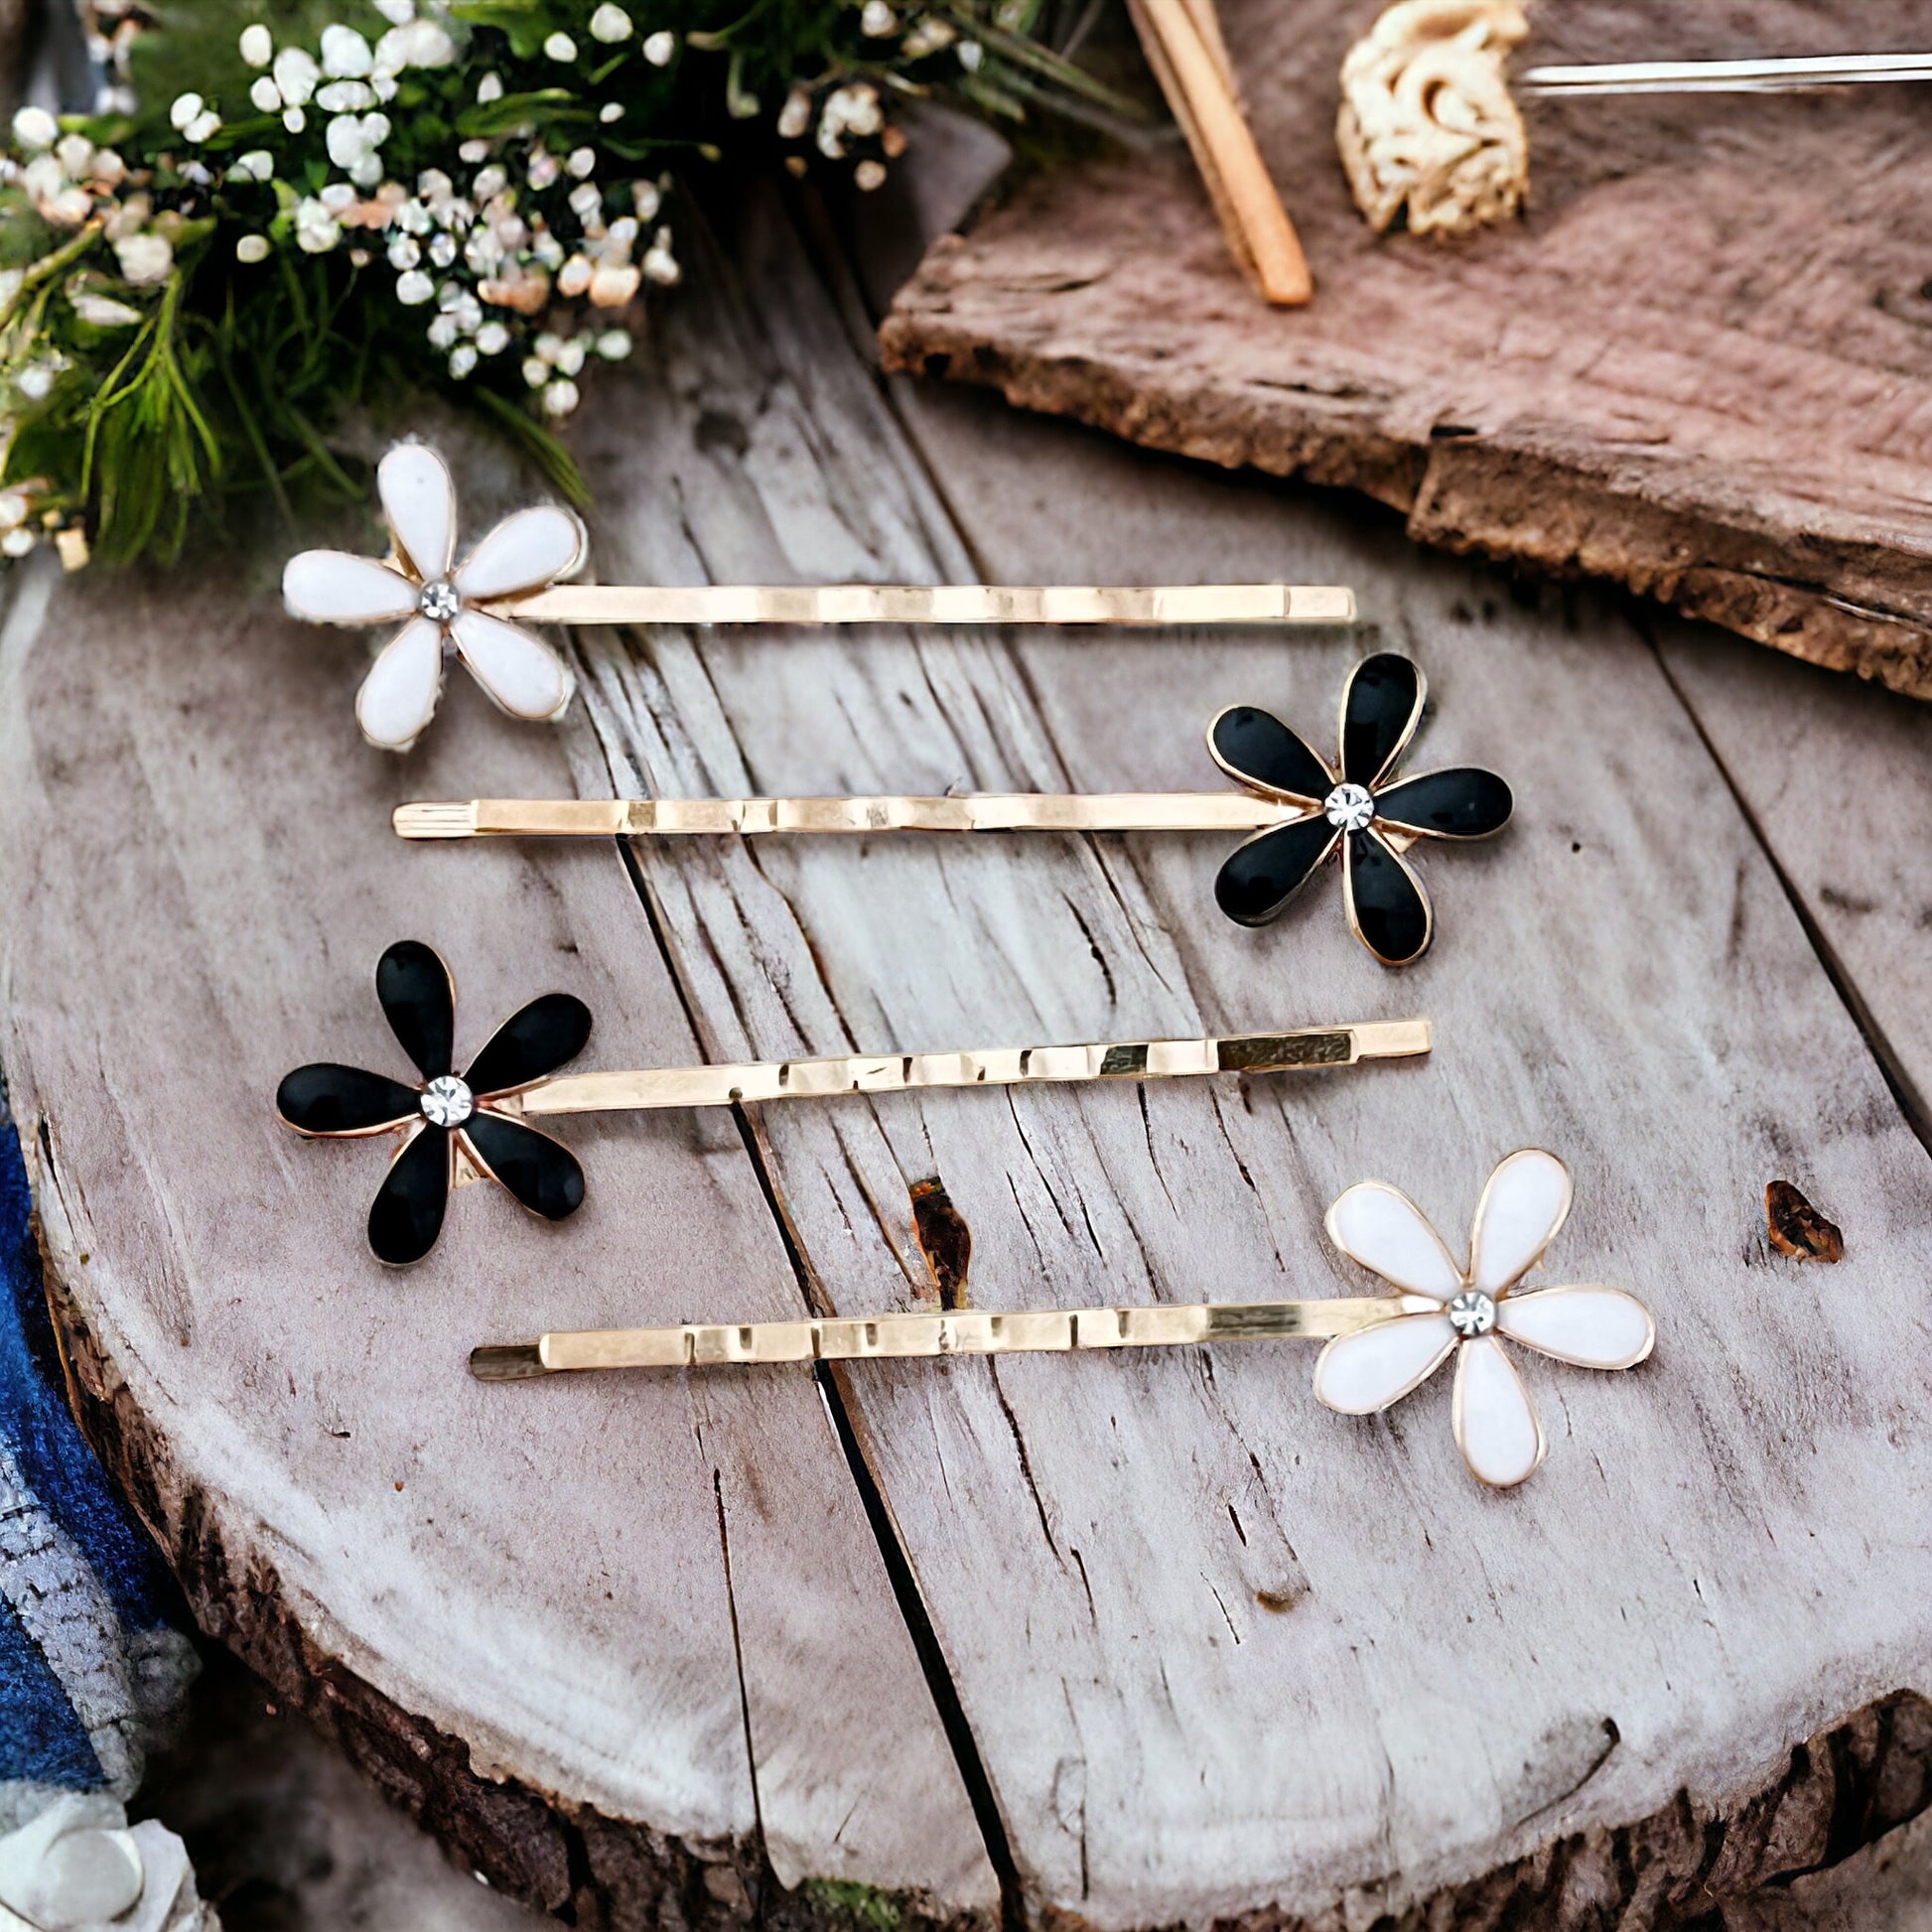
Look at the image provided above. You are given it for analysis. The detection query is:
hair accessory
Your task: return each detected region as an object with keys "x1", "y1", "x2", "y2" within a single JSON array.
[
  {"x1": 395, "y1": 651, "x2": 1509, "y2": 966},
  {"x1": 278, "y1": 941, "x2": 1431, "y2": 1265},
  {"x1": 470, "y1": 1149, "x2": 1650, "y2": 1489},
  {"x1": 283, "y1": 442, "x2": 1357, "y2": 752}
]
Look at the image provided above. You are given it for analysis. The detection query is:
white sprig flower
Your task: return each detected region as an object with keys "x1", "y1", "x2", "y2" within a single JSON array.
[
  {"x1": 168, "y1": 91, "x2": 204, "y2": 131},
  {"x1": 328, "y1": 111, "x2": 392, "y2": 188},
  {"x1": 642, "y1": 30, "x2": 676, "y2": 65},
  {"x1": 590, "y1": 5, "x2": 634, "y2": 41},
  {"x1": 375, "y1": 21, "x2": 458, "y2": 69},
  {"x1": 373, "y1": 0, "x2": 417, "y2": 22},
  {"x1": 112, "y1": 232, "x2": 174, "y2": 284},
  {"x1": 273, "y1": 47, "x2": 321, "y2": 106},
  {"x1": 321, "y1": 24, "x2": 374, "y2": 76},
  {"x1": 11, "y1": 106, "x2": 57, "y2": 151},
  {"x1": 239, "y1": 24, "x2": 274, "y2": 67},
  {"x1": 236, "y1": 234, "x2": 271, "y2": 263},
  {"x1": 293, "y1": 199, "x2": 343, "y2": 253},
  {"x1": 544, "y1": 32, "x2": 578, "y2": 61},
  {"x1": 229, "y1": 150, "x2": 275, "y2": 183},
  {"x1": 318, "y1": 78, "x2": 377, "y2": 112},
  {"x1": 250, "y1": 76, "x2": 283, "y2": 113},
  {"x1": 283, "y1": 442, "x2": 585, "y2": 751},
  {"x1": 1314, "y1": 1151, "x2": 1655, "y2": 1486},
  {"x1": 396, "y1": 268, "x2": 434, "y2": 304}
]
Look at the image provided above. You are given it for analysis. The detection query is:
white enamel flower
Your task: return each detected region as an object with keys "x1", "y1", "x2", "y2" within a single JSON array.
[
  {"x1": 1315, "y1": 1150, "x2": 1654, "y2": 1486},
  {"x1": 283, "y1": 442, "x2": 585, "y2": 752}
]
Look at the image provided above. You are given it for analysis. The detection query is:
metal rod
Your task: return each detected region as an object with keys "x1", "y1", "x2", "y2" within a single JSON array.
[
  {"x1": 498, "y1": 1020, "x2": 1430, "y2": 1119},
  {"x1": 471, "y1": 1294, "x2": 1437, "y2": 1379},
  {"x1": 395, "y1": 791, "x2": 1311, "y2": 841},
  {"x1": 1517, "y1": 53, "x2": 1932, "y2": 96},
  {"x1": 489, "y1": 583, "x2": 1355, "y2": 626}
]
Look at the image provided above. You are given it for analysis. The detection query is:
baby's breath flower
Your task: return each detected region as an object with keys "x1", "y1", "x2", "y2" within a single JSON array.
[
  {"x1": 521, "y1": 355, "x2": 548, "y2": 388},
  {"x1": 543, "y1": 377, "x2": 580, "y2": 416},
  {"x1": 632, "y1": 180, "x2": 662, "y2": 221},
  {"x1": 428, "y1": 231, "x2": 458, "y2": 267},
  {"x1": 12, "y1": 106, "x2": 57, "y2": 152},
  {"x1": 0, "y1": 492, "x2": 28, "y2": 530},
  {"x1": 373, "y1": 0, "x2": 415, "y2": 22},
  {"x1": 459, "y1": 138, "x2": 489, "y2": 163},
  {"x1": 596, "y1": 329, "x2": 632, "y2": 359},
  {"x1": 544, "y1": 32, "x2": 578, "y2": 62},
  {"x1": 283, "y1": 106, "x2": 308, "y2": 133},
  {"x1": 394, "y1": 197, "x2": 432, "y2": 235},
  {"x1": 372, "y1": 72, "x2": 399, "y2": 101},
  {"x1": 375, "y1": 21, "x2": 457, "y2": 69},
  {"x1": 901, "y1": 18, "x2": 957, "y2": 56},
  {"x1": 250, "y1": 76, "x2": 282, "y2": 113},
  {"x1": 643, "y1": 227, "x2": 680, "y2": 286},
  {"x1": 294, "y1": 198, "x2": 343, "y2": 253},
  {"x1": 862, "y1": 2, "x2": 897, "y2": 34},
  {"x1": 855, "y1": 159, "x2": 888, "y2": 190},
  {"x1": 477, "y1": 73, "x2": 504, "y2": 104},
  {"x1": 321, "y1": 25, "x2": 374, "y2": 77},
  {"x1": 2, "y1": 527, "x2": 38, "y2": 558},
  {"x1": 450, "y1": 343, "x2": 479, "y2": 377},
  {"x1": 70, "y1": 290, "x2": 143, "y2": 327},
  {"x1": 473, "y1": 165, "x2": 508, "y2": 201},
  {"x1": 319, "y1": 183, "x2": 357, "y2": 213},
  {"x1": 236, "y1": 234, "x2": 271, "y2": 263},
  {"x1": 113, "y1": 231, "x2": 174, "y2": 284},
  {"x1": 168, "y1": 91, "x2": 204, "y2": 131},
  {"x1": 590, "y1": 5, "x2": 634, "y2": 41},
  {"x1": 476, "y1": 321, "x2": 510, "y2": 354},
  {"x1": 958, "y1": 40, "x2": 984, "y2": 69},
  {"x1": 600, "y1": 102, "x2": 623, "y2": 123},
  {"x1": 396, "y1": 267, "x2": 434, "y2": 304},
  {"x1": 185, "y1": 109, "x2": 222, "y2": 144},
  {"x1": 239, "y1": 24, "x2": 273, "y2": 67},
  {"x1": 273, "y1": 47, "x2": 320, "y2": 106},
  {"x1": 776, "y1": 88, "x2": 810, "y2": 139},
  {"x1": 388, "y1": 232, "x2": 421, "y2": 269},
  {"x1": 567, "y1": 147, "x2": 597, "y2": 179},
  {"x1": 642, "y1": 31, "x2": 676, "y2": 66},
  {"x1": 318, "y1": 79, "x2": 376, "y2": 112},
  {"x1": 229, "y1": 150, "x2": 274, "y2": 183}
]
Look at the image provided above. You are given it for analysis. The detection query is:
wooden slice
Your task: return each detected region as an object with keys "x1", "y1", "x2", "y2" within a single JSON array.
[{"x1": 881, "y1": 0, "x2": 1932, "y2": 701}]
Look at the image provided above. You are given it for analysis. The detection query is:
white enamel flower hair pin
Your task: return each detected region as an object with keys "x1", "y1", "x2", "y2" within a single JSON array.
[
  {"x1": 283, "y1": 441, "x2": 586, "y2": 752},
  {"x1": 1314, "y1": 1149, "x2": 1655, "y2": 1485}
]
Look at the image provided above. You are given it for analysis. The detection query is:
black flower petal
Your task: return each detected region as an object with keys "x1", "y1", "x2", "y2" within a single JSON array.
[
  {"x1": 1340, "y1": 654, "x2": 1426, "y2": 789},
  {"x1": 376, "y1": 941, "x2": 456, "y2": 1080},
  {"x1": 1373, "y1": 767, "x2": 1513, "y2": 839},
  {"x1": 367, "y1": 1125, "x2": 452, "y2": 1266},
  {"x1": 1207, "y1": 706, "x2": 1333, "y2": 802},
  {"x1": 1214, "y1": 816, "x2": 1341, "y2": 927},
  {"x1": 1344, "y1": 829, "x2": 1434, "y2": 965},
  {"x1": 464, "y1": 992, "x2": 593, "y2": 1097},
  {"x1": 462, "y1": 1112, "x2": 586, "y2": 1221},
  {"x1": 277, "y1": 1063, "x2": 422, "y2": 1138}
]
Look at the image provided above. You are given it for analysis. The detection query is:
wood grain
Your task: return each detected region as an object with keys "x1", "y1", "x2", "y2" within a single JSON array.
[
  {"x1": 0, "y1": 466, "x2": 998, "y2": 1925},
  {"x1": 879, "y1": 0, "x2": 1932, "y2": 701},
  {"x1": 550, "y1": 188, "x2": 1932, "y2": 1924}
]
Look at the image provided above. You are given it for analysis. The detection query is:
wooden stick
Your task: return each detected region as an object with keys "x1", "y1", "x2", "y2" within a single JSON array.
[
  {"x1": 470, "y1": 1295, "x2": 1435, "y2": 1379},
  {"x1": 1127, "y1": 0, "x2": 1312, "y2": 304}
]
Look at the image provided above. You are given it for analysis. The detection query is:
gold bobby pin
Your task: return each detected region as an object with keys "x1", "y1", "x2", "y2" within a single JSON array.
[
  {"x1": 470, "y1": 1149, "x2": 1662, "y2": 1495},
  {"x1": 277, "y1": 940, "x2": 1429, "y2": 1266},
  {"x1": 282, "y1": 443, "x2": 1356, "y2": 753},
  {"x1": 470, "y1": 1295, "x2": 1434, "y2": 1379}
]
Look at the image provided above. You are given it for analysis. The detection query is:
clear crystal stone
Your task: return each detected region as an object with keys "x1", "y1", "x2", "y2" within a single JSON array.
[
  {"x1": 1447, "y1": 1290, "x2": 1497, "y2": 1338},
  {"x1": 418, "y1": 579, "x2": 462, "y2": 623},
  {"x1": 1323, "y1": 781, "x2": 1376, "y2": 832},
  {"x1": 420, "y1": 1074, "x2": 474, "y2": 1128}
]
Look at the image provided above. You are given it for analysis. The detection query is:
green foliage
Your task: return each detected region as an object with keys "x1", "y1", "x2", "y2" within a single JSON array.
[
  {"x1": 0, "y1": 0, "x2": 1128, "y2": 570},
  {"x1": 798, "y1": 1878, "x2": 911, "y2": 1932}
]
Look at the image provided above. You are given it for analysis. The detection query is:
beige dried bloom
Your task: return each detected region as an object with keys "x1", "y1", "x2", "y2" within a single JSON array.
[{"x1": 1336, "y1": 0, "x2": 1529, "y2": 238}]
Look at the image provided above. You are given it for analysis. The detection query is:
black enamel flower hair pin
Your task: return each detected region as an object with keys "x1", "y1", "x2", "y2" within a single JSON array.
[
  {"x1": 1207, "y1": 652, "x2": 1513, "y2": 964},
  {"x1": 278, "y1": 941, "x2": 592, "y2": 1266}
]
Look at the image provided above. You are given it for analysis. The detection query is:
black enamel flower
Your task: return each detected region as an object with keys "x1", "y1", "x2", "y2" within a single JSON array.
[
  {"x1": 277, "y1": 941, "x2": 592, "y2": 1266},
  {"x1": 1207, "y1": 652, "x2": 1512, "y2": 965}
]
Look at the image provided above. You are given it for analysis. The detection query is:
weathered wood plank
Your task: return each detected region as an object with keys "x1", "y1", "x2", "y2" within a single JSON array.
[
  {"x1": 1650, "y1": 617, "x2": 1932, "y2": 1134},
  {"x1": 561, "y1": 188, "x2": 1932, "y2": 1924},
  {"x1": 878, "y1": 0, "x2": 1932, "y2": 701},
  {"x1": 0, "y1": 473, "x2": 999, "y2": 1924}
]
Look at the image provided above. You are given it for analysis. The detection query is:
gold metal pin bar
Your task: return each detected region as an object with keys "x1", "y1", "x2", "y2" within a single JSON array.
[
  {"x1": 395, "y1": 791, "x2": 1313, "y2": 841},
  {"x1": 470, "y1": 1294, "x2": 1436, "y2": 1379},
  {"x1": 496, "y1": 1020, "x2": 1430, "y2": 1119},
  {"x1": 489, "y1": 583, "x2": 1354, "y2": 627}
]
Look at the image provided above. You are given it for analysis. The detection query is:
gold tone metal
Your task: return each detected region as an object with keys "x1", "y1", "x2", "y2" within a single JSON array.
[
  {"x1": 499, "y1": 1020, "x2": 1430, "y2": 1119},
  {"x1": 470, "y1": 1294, "x2": 1438, "y2": 1378},
  {"x1": 490, "y1": 583, "x2": 1354, "y2": 627},
  {"x1": 395, "y1": 792, "x2": 1311, "y2": 841}
]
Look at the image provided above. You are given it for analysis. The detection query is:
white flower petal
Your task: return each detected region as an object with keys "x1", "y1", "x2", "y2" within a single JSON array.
[
  {"x1": 355, "y1": 619, "x2": 445, "y2": 751},
  {"x1": 377, "y1": 443, "x2": 458, "y2": 581},
  {"x1": 1469, "y1": 1149, "x2": 1572, "y2": 1294},
  {"x1": 1497, "y1": 1287, "x2": 1654, "y2": 1370},
  {"x1": 1452, "y1": 1336, "x2": 1546, "y2": 1486},
  {"x1": 1312, "y1": 1312, "x2": 1456, "y2": 1415},
  {"x1": 1324, "y1": 1180, "x2": 1462, "y2": 1298},
  {"x1": 283, "y1": 550, "x2": 418, "y2": 624},
  {"x1": 454, "y1": 504, "x2": 586, "y2": 600},
  {"x1": 451, "y1": 610, "x2": 574, "y2": 722}
]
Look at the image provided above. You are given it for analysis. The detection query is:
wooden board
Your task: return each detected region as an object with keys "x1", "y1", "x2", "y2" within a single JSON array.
[
  {"x1": 0, "y1": 453, "x2": 998, "y2": 1927},
  {"x1": 880, "y1": 0, "x2": 1932, "y2": 703},
  {"x1": 4, "y1": 175, "x2": 1932, "y2": 1931}
]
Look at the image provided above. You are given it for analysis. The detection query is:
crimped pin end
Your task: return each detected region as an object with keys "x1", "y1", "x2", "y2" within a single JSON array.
[
  {"x1": 394, "y1": 802, "x2": 479, "y2": 840},
  {"x1": 469, "y1": 1343, "x2": 549, "y2": 1381}
]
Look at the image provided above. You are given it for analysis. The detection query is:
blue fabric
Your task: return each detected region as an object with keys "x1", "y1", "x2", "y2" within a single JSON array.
[{"x1": 0, "y1": 1099, "x2": 189, "y2": 1800}]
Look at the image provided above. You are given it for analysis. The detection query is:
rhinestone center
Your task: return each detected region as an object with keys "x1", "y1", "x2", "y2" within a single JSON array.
[
  {"x1": 1323, "y1": 781, "x2": 1376, "y2": 833},
  {"x1": 1447, "y1": 1290, "x2": 1497, "y2": 1339},
  {"x1": 418, "y1": 579, "x2": 462, "y2": 623},
  {"x1": 420, "y1": 1074, "x2": 474, "y2": 1128}
]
